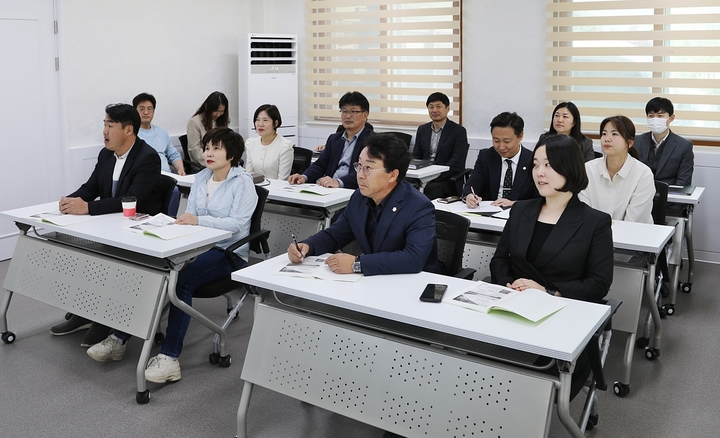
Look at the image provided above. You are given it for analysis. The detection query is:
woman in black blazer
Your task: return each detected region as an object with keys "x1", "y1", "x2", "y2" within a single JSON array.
[{"x1": 490, "y1": 134, "x2": 614, "y2": 399}]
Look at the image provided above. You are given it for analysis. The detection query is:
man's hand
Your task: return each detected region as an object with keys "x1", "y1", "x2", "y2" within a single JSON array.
[
  {"x1": 491, "y1": 198, "x2": 515, "y2": 208},
  {"x1": 465, "y1": 193, "x2": 482, "y2": 208},
  {"x1": 287, "y1": 242, "x2": 309, "y2": 263},
  {"x1": 288, "y1": 174, "x2": 307, "y2": 185},
  {"x1": 175, "y1": 212, "x2": 198, "y2": 225},
  {"x1": 59, "y1": 197, "x2": 89, "y2": 215},
  {"x1": 314, "y1": 144, "x2": 325, "y2": 152},
  {"x1": 324, "y1": 253, "x2": 355, "y2": 274},
  {"x1": 316, "y1": 176, "x2": 340, "y2": 188}
]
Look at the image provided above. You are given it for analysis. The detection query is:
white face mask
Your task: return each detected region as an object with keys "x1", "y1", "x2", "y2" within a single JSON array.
[{"x1": 647, "y1": 117, "x2": 669, "y2": 135}]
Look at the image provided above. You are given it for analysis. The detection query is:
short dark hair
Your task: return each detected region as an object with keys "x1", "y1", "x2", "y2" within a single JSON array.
[
  {"x1": 426, "y1": 92, "x2": 450, "y2": 107},
  {"x1": 105, "y1": 103, "x2": 140, "y2": 135},
  {"x1": 530, "y1": 134, "x2": 588, "y2": 194},
  {"x1": 645, "y1": 97, "x2": 674, "y2": 116},
  {"x1": 132, "y1": 93, "x2": 156, "y2": 109},
  {"x1": 600, "y1": 115, "x2": 639, "y2": 159},
  {"x1": 363, "y1": 133, "x2": 411, "y2": 180},
  {"x1": 194, "y1": 91, "x2": 230, "y2": 131},
  {"x1": 253, "y1": 104, "x2": 282, "y2": 131},
  {"x1": 547, "y1": 102, "x2": 586, "y2": 143},
  {"x1": 490, "y1": 112, "x2": 524, "y2": 137},
  {"x1": 202, "y1": 127, "x2": 245, "y2": 167},
  {"x1": 338, "y1": 91, "x2": 370, "y2": 113}
]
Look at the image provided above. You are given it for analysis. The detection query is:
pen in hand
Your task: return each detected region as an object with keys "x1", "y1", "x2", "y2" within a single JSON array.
[
  {"x1": 470, "y1": 187, "x2": 480, "y2": 207},
  {"x1": 291, "y1": 233, "x2": 304, "y2": 261}
]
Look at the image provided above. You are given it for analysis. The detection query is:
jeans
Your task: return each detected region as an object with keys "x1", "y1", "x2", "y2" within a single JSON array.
[{"x1": 114, "y1": 249, "x2": 246, "y2": 358}]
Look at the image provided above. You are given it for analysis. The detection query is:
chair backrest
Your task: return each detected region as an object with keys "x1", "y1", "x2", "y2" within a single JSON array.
[
  {"x1": 381, "y1": 131, "x2": 413, "y2": 149},
  {"x1": 593, "y1": 151, "x2": 602, "y2": 159},
  {"x1": 291, "y1": 146, "x2": 313, "y2": 175},
  {"x1": 652, "y1": 180, "x2": 669, "y2": 226},
  {"x1": 249, "y1": 185, "x2": 269, "y2": 254},
  {"x1": 435, "y1": 209, "x2": 470, "y2": 277},
  {"x1": 159, "y1": 174, "x2": 178, "y2": 215},
  {"x1": 179, "y1": 134, "x2": 189, "y2": 159}
]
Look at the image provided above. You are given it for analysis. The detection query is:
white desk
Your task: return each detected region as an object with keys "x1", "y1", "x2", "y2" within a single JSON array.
[
  {"x1": 0, "y1": 202, "x2": 230, "y2": 403},
  {"x1": 433, "y1": 201, "x2": 675, "y2": 396},
  {"x1": 667, "y1": 186, "x2": 705, "y2": 294},
  {"x1": 406, "y1": 164, "x2": 449, "y2": 189},
  {"x1": 231, "y1": 255, "x2": 610, "y2": 438}
]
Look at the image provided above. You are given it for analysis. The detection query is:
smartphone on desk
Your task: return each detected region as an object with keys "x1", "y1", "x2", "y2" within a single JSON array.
[
  {"x1": 438, "y1": 196, "x2": 461, "y2": 204},
  {"x1": 420, "y1": 283, "x2": 448, "y2": 303}
]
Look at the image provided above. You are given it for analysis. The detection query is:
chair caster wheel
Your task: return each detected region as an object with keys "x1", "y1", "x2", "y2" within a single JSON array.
[
  {"x1": 136, "y1": 390, "x2": 150, "y2": 404},
  {"x1": 2, "y1": 331, "x2": 16, "y2": 344},
  {"x1": 154, "y1": 332, "x2": 164, "y2": 345},
  {"x1": 661, "y1": 303, "x2": 675, "y2": 316},
  {"x1": 209, "y1": 352, "x2": 220, "y2": 365},
  {"x1": 681, "y1": 282, "x2": 692, "y2": 293},
  {"x1": 586, "y1": 413, "x2": 599, "y2": 430},
  {"x1": 613, "y1": 382, "x2": 630, "y2": 397},
  {"x1": 219, "y1": 355, "x2": 232, "y2": 367},
  {"x1": 645, "y1": 347, "x2": 660, "y2": 360},
  {"x1": 635, "y1": 337, "x2": 649, "y2": 349}
]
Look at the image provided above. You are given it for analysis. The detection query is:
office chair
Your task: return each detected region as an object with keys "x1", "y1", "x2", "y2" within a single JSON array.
[
  {"x1": 158, "y1": 174, "x2": 177, "y2": 215},
  {"x1": 434, "y1": 210, "x2": 476, "y2": 280},
  {"x1": 291, "y1": 146, "x2": 313, "y2": 175},
  {"x1": 447, "y1": 168, "x2": 472, "y2": 197},
  {"x1": 594, "y1": 151, "x2": 603, "y2": 159},
  {"x1": 179, "y1": 134, "x2": 205, "y2": 175},
  {"x1": 381, "y1": 131, "x2": 412, "y2": 149},
  {"x1": 157, "y1": 185, "x2": 271, "y2": 366}
]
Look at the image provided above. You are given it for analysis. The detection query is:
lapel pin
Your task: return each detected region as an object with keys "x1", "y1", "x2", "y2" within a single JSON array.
[
  {"x1": 392, "y1": 207, "x2": 397, "y2": 212},
  {"x1": 522, "y1": 166, "x2": 526, "y2": 171}
]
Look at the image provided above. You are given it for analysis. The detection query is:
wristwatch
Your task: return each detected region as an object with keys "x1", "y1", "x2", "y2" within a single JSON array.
[{"x1": 352, "y1": 256, "x2": 362, "y2": 273}]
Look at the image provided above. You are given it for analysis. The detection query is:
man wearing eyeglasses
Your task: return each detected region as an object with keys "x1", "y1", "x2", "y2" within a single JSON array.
[
  {"x1": 288, "y1": 91, "x2": 374, "y2": 189},
  {"x1": 287, "y1": 133, "x2": 441, "y2": 276}
]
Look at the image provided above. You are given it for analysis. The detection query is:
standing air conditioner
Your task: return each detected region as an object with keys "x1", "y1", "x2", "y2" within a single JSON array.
[{"x1": 238, "y1": 34, "x2": 298, "y2": 142}]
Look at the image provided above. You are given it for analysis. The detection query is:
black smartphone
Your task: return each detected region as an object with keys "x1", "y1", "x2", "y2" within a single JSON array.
[{"x1": 420, "y1": 283, "x2": 448, "y2": 303}]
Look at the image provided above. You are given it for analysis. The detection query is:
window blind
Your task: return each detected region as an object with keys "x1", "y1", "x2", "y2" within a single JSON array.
[
  {"x1": 546, "y1": 0, "x2": 720, "y2": 139},
  {"x1": 306, "y1": 0, "x2": 461, "y2": 126}
]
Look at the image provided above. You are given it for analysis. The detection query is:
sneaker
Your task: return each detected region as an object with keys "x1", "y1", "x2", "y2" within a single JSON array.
[
  {"x1": 144, "y1": 354, "x2": 181, "y2": 383},
  {"x1": 80, "y1": 322, "x2": 112, "y2": 348},
  {"x1": 87, "y1": 335, "x2": 127, "y2": 362},
  {"x1": 50, "y1": 315, "x2": 91, "y2": 336}
]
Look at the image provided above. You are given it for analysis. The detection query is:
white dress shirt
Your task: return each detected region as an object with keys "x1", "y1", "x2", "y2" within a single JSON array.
[
  {"x1": 579, "y1": 155, "x2": 655, "y2": 224},
  {"x1": 496, "y1": 147, "x2": 522, "y2": 200},
  {"x1": 244, "y1": 134, "x2": 294, "y2": 180}
]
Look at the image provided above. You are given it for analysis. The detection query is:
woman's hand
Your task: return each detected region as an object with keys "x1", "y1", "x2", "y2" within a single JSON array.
[
  {"x1": 175, "y1": 212, "x2": 198, "y2": 225},
  {"x1": 507, "y1": 278, "x2": 545, "y2": 292}
]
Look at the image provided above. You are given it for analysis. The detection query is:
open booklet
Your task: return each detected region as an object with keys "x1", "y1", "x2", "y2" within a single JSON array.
[
  {"x1": 121, "y1": 213, "x2": 205, "y2": 240},
  {"x1": 438, "y1": 200, "x2": 507, "y2": 217},
  {"x1": 443, "y1": 282, "x2": 567, "y2": 322},
  {"x1": 28, "y1": 211, "x2": 95, "y2": 226},
  {"x1": 274, "y1": 254, "x2": 363, "y2": 282},
  {"x1": 281, "y1": 184, "x2": 335, "y2": 196}
]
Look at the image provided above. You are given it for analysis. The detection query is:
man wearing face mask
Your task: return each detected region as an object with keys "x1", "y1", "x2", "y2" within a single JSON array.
[{"x1": 635, "y1": 97, "x2": 694, "y2": 187}]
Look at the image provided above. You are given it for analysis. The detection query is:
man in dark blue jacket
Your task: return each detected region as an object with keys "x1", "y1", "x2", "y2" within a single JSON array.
[{"x1": 288, "y1": 133, "x2": 441, "y2": 276}]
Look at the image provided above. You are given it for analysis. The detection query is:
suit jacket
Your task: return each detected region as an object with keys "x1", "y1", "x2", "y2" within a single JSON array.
[
  {"x1": 68, "y1": 138, "x2": 162, "y2": 216},
  {"x1": 303, "y1": 180, "x2": 441, "y2": 276},
  {"x1": 635, "y1": 130, "x2": 694, "y2": 186},
  {"x1": 490, "y1": 196, "x2": 613, "y2": 303},
  {"x1": 413, "y1": 119, "x2": 469, "y2": 177},
  {"x1": 303, "y1": 126, "x2": 374, "y2": 189},
  {"x1": 462, "y1": 146, "x2": 538, "y2": 201}
]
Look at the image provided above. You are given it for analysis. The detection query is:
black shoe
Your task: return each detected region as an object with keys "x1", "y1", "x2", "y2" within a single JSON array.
[
  {"x1": 81, "y1": 322, "x2": 112, "y2": 348},
  {"x1": 50, "y1": 315, "x2": 91, "y2": 336},
  {"x1": 382, "y1": 432, "x2": 405, "y2": 438}
]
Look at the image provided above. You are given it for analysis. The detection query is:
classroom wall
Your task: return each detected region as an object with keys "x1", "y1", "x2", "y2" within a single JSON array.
[{"x1": 53, "y1": 0, "x2": 720, "y2": 263}]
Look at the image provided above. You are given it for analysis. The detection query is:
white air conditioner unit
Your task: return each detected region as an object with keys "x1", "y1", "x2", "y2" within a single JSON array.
[{"x1": 238, "y1": 33, "x2": 298, "y2": 143}]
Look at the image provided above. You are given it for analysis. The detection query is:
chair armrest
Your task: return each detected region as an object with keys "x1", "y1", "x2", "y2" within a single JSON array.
[
  {"x1": 454, "y1": 268, "x2": 476, "y2": 280},
  {"x1": 587, "y1": 297, "x2": 623, "y2": 392},
  {"x1": 183, "y1": 159, "x2": 205, "y2": 175},
  {"x1": 219, "y1": 229, "x2": 271, "y2": 269},
  {"x1": 448, "y1": 168, "x2": 471, "y2": 183}
]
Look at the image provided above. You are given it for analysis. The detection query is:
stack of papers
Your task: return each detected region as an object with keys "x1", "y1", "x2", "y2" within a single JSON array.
[
  {"x1": 28, "y1": 211, "x2": 94, "y2": 226},
  {"x1": 439, "y1": 200, "x2": 507, "y2": 217},
  {"x1": 122, "y1": 213, "x2": 205, "y2": 240},
  {"x1": 274, "y1": 255, "x2": 363, "y2": 282},
  {"x1": 443, "y1": 282, "x2": 566, "y2": 322},
  {"x1": 281, "y1": 184, "x2": 335, "y2": 196}
]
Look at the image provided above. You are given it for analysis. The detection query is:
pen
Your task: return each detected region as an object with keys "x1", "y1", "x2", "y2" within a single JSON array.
[
  {"x1": 291, "y1": 233, "x2": 304, "y2": 260},
  {"x1": 470, "y1": 187, "x2": 479, "y2": 204}
]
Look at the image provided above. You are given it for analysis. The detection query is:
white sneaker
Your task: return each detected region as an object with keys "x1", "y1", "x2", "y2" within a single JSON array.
[
  {"x1": 87, "y1": 335, "x2": 126, "y2": 362},
  {"x1": 145, "y1": 354, "x2": 181, "y2": 383}
]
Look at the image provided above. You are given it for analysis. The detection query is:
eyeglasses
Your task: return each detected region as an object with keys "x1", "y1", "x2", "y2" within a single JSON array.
[
  {"x1": 353, "y1": 162, "x2": 386, "y2": 176},
  {"x1": 137, "y1": 106, "x2": 154, "y2": 113},
  {"x1": 339, "y1": 109, "x2": 365, "y2": 117}
]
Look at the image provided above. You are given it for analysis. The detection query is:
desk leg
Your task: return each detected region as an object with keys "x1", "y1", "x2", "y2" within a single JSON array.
[
  {"x1": 136, "y1": 275, "x2": 171, "y2": 404},
  {"x1": 236, "y1": 380, "x2": 255, "y2": 438},
  {"x1": 643, "y1": 260, "x2": 662, "y2": 358},
  {"x1": 684, "y1": 205, "x2": 695, "y2": 289},
  {"x1": 556, "y1": 361, "x2": 584, "y2": 438},
  {"x1": 166, "y1": 263, "x2": 231, "y2": 360}
]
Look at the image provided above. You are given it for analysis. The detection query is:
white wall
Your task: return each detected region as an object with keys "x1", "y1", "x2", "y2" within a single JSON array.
[{"x1": 45, "y1": 0, "x2": 720, "y2": 263}]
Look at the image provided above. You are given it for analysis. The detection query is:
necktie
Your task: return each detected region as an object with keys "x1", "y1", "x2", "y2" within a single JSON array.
[
  {"x1": 502, "y1": 159, "x2": 513, "y2": 199},
  {"x1": 648, "y1": 144, "x2": 656, "y2": 172}
]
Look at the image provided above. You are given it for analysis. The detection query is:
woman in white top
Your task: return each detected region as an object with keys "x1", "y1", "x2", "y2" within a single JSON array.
[
  {"x1": 579, "y1": 115, "x2": 655, "y2": 224},
  {"x1": 244, "y1": 104, "x2": 294, "y2": 180},
  {"x1": 186, "y1": 91, "x2": 230, "y2": 167}
]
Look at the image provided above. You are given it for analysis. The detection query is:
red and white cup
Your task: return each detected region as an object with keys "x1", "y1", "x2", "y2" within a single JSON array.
[{"x1": 121, "y1": 196, "x2": 137, "y2": 217}]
